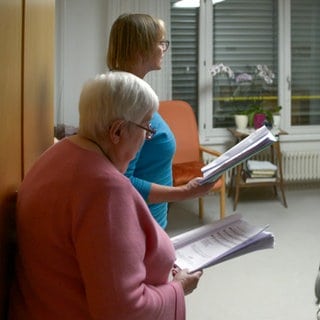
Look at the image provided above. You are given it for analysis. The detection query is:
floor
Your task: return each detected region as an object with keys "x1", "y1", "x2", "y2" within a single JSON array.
[{"x1": 166, "y1": 183, "x2": 320, "y2": 320}]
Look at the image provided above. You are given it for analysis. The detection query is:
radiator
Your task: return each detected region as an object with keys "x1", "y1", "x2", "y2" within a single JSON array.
[
  {"x1": 251, "y1": 151, "x2": 320, "y2": 182},
  {"x1": 282, "y1": 151, "x2": 320, "y2": 182},
  {"x1": 203, "y1": 151, "x2": 320, "y2": 183}
]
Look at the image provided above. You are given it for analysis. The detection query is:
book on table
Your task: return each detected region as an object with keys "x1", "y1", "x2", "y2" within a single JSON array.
[
  {"x1": 247, "y1": 160, "x2": 277, "y2": 172},
  {"x1": 199, "y1": 126, "x2": 277, "y2": 185},
  {"x1": 247, "y1": 160, "x2": 277, "y2": 176},
  {"x1": 171, "y1": 213, "x2": 274, "y2": 273},
  {"x1": 243, "y1": 175, "x2": 277, "y2": 183},
  {"x1": 243, "y1": 160, "x2": 277, "y2": 183}
]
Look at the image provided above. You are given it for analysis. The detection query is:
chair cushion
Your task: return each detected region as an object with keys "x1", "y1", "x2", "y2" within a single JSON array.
[
  {"x1": 172, "y1": 161, "x2": 204, "y2": 186},
  {"x1": 173, "y1": 161, "x2": 223, "y2": 191}
]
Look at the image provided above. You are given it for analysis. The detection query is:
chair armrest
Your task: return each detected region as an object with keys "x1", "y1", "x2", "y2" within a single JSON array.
[{"x1": 199, "y1": 145, "x2": 222, "y2": 158}]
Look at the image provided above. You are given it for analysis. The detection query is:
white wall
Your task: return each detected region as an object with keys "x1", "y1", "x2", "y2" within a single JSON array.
[
  {"x1": 55, "y1": 0, "x2": 171, "y2": 127},
  {"x1": 55, "y1": 0, "x2": 108, "y2": 127}
]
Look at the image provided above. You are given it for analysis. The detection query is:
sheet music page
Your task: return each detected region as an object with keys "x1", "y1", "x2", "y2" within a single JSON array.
[
  {"x1": 199, "y1": 126, "x2": 277, "y2": 184},
  {"x1": 202, "y1": 126, "x2": 276, "y2": 174},
  {"x1": 171, "y1": 213, "x2": 241, "y2": 249},
  {"x1": 174, "y1": 218, "x2": 269, "y2": 272}
]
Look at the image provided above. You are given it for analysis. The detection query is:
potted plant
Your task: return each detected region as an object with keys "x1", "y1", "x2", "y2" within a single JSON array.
[
  {"x1": 210, "y1": 63, "x2": 276, "y2": 129},
  {"x1": 246, "y1": 104, "x2": 282, "y2": 129},
  {"x1": 247, "y1": 105, "x2": 267, "y2": 129},
  {"x1": 270, "y1": 105, "x2": 282, "y2": 129},
  {"x1": 234, "y1": 112, "x2": 249, "y2": 130}
]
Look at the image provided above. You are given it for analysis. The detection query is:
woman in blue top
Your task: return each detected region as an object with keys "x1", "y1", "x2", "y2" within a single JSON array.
[{"x1": 107, "y1": 13, "x2": 214, "y2": 228}]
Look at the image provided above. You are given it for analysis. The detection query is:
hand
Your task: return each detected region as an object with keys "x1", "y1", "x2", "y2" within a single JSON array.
[
  {"x1": 184, "y1": 177, "x2": 216, "y2": 198},
  {"x1": 172, "y1": 267, "x2": 203, "y2": 296}
]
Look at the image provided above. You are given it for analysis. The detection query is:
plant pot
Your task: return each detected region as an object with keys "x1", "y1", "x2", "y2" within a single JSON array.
[
  {"x1": 272, "y1": 114, "x2": 281, "y2": 130},
  {"x1": 234, "y1": 114, "x2": 248, "y2": 130},
  {"x1": 253, "y1": 113, "x2": 266, "y2": 129}
]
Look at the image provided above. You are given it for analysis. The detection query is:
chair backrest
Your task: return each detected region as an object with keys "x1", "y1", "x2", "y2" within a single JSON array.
[{"x1": 159, "y1": 100, "x2": 201, "y2": 164}]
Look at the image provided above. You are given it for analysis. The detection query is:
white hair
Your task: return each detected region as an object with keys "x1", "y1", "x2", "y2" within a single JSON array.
[{"x1": 78, "y1": 71, "x2": 159, "y2": 140}]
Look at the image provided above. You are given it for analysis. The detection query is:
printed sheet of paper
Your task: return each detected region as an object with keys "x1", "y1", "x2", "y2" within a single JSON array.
[
  {"x1": 172, "y1": 214, "x2": 273, "y2": 272},
  {"x1": 199, "y1": 126, "x2": 277, "y2": 184}
]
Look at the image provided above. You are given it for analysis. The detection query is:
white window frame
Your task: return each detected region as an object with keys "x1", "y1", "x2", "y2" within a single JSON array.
[{"x1": 197, "y1": 0, "x2": 320, "y2": 149}]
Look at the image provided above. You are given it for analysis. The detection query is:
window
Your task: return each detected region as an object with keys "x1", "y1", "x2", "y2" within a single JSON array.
[
  {"x1": 171, "y1": 3, "x2": 199, "y2": 115},
  {"x1": 291, "y1": 0, "x2": 320, "y2": 125},
  {"x1": 211, "y1": 0, "x2": 278, "y2": 128},
  {"x1": 171, "y1": 0, "x2": 320, "y2": 143}
]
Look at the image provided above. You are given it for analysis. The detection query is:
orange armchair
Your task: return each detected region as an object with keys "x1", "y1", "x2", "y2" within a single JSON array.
[{"x1": 159, "y1": 100, "x2": 226, "y2": 219}]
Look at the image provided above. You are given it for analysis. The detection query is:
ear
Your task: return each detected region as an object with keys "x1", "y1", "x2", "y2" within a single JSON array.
[{"x1": 108, "y1": 119, "x2": 125, "y2": 144}]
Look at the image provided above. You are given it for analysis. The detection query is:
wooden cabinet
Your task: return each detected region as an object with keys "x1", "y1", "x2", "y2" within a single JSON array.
[{"x1": 0, "y1": 1, "x2": 54, "y2": 317}]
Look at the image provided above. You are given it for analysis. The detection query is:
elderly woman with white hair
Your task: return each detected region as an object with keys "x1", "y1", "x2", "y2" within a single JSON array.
[{"x1": 9, "y1": 72, "x2": 202, "y2": 320}]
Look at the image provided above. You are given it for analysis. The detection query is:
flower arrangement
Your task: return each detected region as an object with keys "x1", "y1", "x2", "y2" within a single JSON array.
[{"x1": 210, "y1": 63, "x2": 277, "y2": 119}]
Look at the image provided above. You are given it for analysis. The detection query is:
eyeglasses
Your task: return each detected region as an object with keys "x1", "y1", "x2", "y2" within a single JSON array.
[
  {"x1": 130, "y1": 121, "x2": 156, "y2": 140},
  {"x1": 159, "y1": 40, "x2": 170, "y2": 52}
]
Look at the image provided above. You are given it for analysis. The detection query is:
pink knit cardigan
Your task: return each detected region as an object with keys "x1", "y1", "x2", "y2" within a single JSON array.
[{"x1": 9, "y1": 139, "x2": 185, "y2": 319}]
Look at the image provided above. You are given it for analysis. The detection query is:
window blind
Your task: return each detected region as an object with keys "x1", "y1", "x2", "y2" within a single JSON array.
[
  {"x1": 170, "y1": 3, "x2": 199, "y2": 115},
  {"x1": 212, "y1": 0, "x2": 278, "y2": 128},
  {"x1": 171, "y1": 0, "x2": 278, "y2": 127},
  {"x1": 291, "y1": 0, "x2": 320, "y2": 125}
]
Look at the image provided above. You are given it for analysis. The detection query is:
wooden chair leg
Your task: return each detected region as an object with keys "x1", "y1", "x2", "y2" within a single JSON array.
[
  {"x1": 219, "y1": 174, "x2": 226, "y2": 219},
  {"x1": 220, "y1": 189, "x2": 226, "y2": 219}
]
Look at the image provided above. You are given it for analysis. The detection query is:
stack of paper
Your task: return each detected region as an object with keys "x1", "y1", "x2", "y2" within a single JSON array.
[
  {"x1": 171, "y1": 213, "x2": 274, "y2": 272},
  {"x1": 199, "y1": 126, "x2": 277, "y2": 185},
  {"x1": 244, "y1": 160, "x2": 277, "y2": 183}
]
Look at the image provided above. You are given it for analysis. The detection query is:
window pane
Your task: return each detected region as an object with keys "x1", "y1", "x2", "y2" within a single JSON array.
[
  {"x1": 291, "y1": 0, "x2": 320, "y2": 126},
  {"x1": 171, "y1": 2, "x2": 199, "y2": 115},
  {"x1": 212, "y1": 0, "x2": 278, "y2": 128}
]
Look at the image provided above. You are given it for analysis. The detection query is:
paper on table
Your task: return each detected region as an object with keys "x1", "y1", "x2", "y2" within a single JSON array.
[{"x1": 247, "y1": 160, "x2": 277, "y2": 171}]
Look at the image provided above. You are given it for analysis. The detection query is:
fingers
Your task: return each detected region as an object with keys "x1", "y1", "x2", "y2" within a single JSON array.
[
  {"x1": 187, "y1": 181, "x2": 214, "y2": 197},
  {"x1": 191, "y1": 176, "x2": 216, "y2": 185},
  {"x1": 191, "y1": 269, "x2": 203, "y2": 278},
  {"x1": 173, "y1": 268, "x2": 204, "y2": 296},
  {"x1": 172, "y1": 265, "x2": 180, "y2": 277}
]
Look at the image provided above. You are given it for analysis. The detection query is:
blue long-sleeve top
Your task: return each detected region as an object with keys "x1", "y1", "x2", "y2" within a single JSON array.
[{"x1": 125, "y1": 112, "x2": 176, "y2": 228}]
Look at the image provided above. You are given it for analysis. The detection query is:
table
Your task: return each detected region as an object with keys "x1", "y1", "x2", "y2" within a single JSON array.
[{"x1": 228, "y1": 127, "x2": 288, "y2": 210}]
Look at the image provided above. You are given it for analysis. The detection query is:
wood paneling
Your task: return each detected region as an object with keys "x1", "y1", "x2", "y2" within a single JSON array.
[
  {"x1": 23, "y1": 0, "x2": 55, "y2": 174},
  {"x1": 0, "y1": 0, "x2": 54, "y2": 317},
  {"x1": 0, "y1": 2, "x2": 22, "y2": 185},
  {"x1": 0, "y1": 1, "x2": 22, "y2": 315}
]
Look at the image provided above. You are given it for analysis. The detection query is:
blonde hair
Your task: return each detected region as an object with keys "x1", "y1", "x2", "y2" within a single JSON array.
[
  {"x1": 107, "y1": 13, "x2": 166, "y2": 71},
  {"x1": 78, "y1": 72, "x2": 159, "y2": 140}
]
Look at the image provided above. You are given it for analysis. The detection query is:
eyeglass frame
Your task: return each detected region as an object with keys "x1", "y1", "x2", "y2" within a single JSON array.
[
  {"x1": 159, "y1": 40, "x2": 170, "y2": 52},
  {"x1": 129, "y1": 121, "x2": 156, "y2": 140}
]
